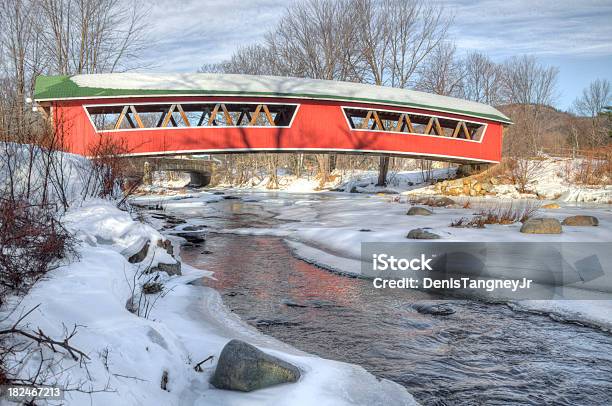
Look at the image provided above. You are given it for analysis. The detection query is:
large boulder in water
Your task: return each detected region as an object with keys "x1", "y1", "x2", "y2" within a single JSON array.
[
  {"x1": 407, "y1": 206, "x2": 433, "y2": 216},
  {"x1": 406, "y1": 228, "x2": 440, "y2": 239},
  {"x1": 562, "y1": 215, "x2": 599, "y2": 226},
  {"x1": 211, "y1": 339, "x2": 301, "y2": 392},
  {"x1": 520, "y1": 218, "x2": 562, "y2": 234},
  {"x1": 413, "y1": 303, "x2": 455, "y2": 315}
]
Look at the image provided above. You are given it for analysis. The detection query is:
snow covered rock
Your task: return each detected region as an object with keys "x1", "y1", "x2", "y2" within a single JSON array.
[
  {"x1": 562, "y1": 215, "x2": 599, "y2": 226},
  {"x1": 157, "y1": 238, "x2": 174, "y2": 255},
  {"x1": 520, "y1": 218, "x2": 562, "y2": 234},
  {"x1": 406, "y1": 228, "x2": 440, "y2": 239},
  {"x1": 407, "y1": 206, "x2": 433, "y2": 216},
  {"x1": 149, "y1": 260, "x2": 182, "y2": 276},
  {"x1": 128, "y1": 241, "x2": 150, "y2": 263},
  {"x1": 211, "y1": 339, "x2": 301, "y2": 392},
  {"x1": 414, "y1": 196, "x2": 455, "y2": 207}
]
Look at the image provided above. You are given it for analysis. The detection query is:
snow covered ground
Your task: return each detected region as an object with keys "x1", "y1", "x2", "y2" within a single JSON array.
[
  {"x1": 145, "y1": 156, "x2": 610, "y2": 203},
  {"x1": 408, "y1": 156, "x2": 611, "y2": 203},
  {"x1": 6, "y1": 141, "x2": 608, "y2": 404},
  {"x1": 224, "y1": 167, "x2": 456, "y2": 194},
  {"x1": 1, "y1": 199, "x2": 417, "y2": 406},
  {"x1": 145, "y1": 166, "x2": 456, "y2": 195}
]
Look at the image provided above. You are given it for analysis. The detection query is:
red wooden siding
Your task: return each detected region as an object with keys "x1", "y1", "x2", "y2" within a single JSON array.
[{"x1": 52, "y1": 96, "x2": 503, "y2": 163}]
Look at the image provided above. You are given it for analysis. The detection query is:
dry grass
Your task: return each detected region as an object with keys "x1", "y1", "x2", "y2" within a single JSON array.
[
  {"x1": 470, "y1": 161, "x2": 510, "y2": 183},
  {"x1": 573, "y1": 148, "x2": 612, "y2": 185},
  {"x1": 474, "y1": 201, "x2": 540, "y2": 224},
  {"x1": 450, "y1": 201, "x2": 540, "y2": 228},
  {"x1": 450, "y1": 216, "x2": 486, "y2": 228},
  {"x1": 0, "y1": 199, "x2": 76, "y2": 304}
]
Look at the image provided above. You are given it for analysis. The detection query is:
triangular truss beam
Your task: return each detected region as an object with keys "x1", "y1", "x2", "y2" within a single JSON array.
[
  {"x1": 96, "y1": 102, "x2": 298, "y2": 131},
  {"x1": 345, "y1": 108, "x2": 483, "y2": 141}
]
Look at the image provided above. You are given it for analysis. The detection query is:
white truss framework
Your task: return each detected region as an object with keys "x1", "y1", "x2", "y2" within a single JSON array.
[
  {"x1": 84, "y1": 102, "x2": 300, "y2": 132},
  {"x1": 342, "y1": 106, "x2": 487, "y2": 142}
]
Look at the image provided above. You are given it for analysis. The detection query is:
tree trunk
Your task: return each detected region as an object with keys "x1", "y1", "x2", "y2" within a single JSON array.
[
  {"x1": 328, "y1": 154, "x2": 337, "y2": 172},
  {"x1": 295, "y1": 153, "x2": 303, "y2": 177},
  {"x1": 315, "y1": 154, "x2": 330, "y2": 188},
  {"x1": 377, "y1": 156, "x2": 389, "y2": 186},
  {"x1": 266, "y1": 154, "x2": 279, "y2": 189}
]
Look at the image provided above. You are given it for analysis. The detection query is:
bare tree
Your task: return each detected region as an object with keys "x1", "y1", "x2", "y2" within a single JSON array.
[
  {"x1": 501, "y1": 55, "x2": 559, "y2": 155},
  {"x1": 573, "y1": 79, "x2": 611, "y2": 118},
  {"x1": 462, "y1": 51, "x2": 503, "y2": 105},
  {"x1": 0, "y1": 0, "x2": 46, "y2": 135},
  {"x1": 385, "y1": 0, "x2": 450, "y2": 89},
  {"x1": 267, "y1": 0, "x2": 362, "y2": 81},
  {"x1": 572, "y1": 79, "x2": 611, "y2": 148},
  {"x1": 202, "y1": 44, "x2": 276, "y2": 76},
  {"x1": 501, "y1": 55, "x2": 559, "y2": 108},
  {"x1": 416, "y1": 41, "x2": 464, "y2": 97},
  {"x1": 354, "y1": 0, "x2": 390, "y2": 86},
  {"x1": 354, "y1": 0, "x2": 450, "y2": 185},
  {"x1": 39, "y1": 0, "x2": 150, "y2": 74}
]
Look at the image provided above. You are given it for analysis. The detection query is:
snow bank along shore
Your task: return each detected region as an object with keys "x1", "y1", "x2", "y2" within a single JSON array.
[{"x1": 2, "y1": 198, "x2": 417, "y2": 406}]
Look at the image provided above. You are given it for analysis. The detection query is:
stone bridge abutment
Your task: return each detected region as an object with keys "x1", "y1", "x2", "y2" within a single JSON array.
[{"x1": 126, "y1": 157, "x2": 216, "y2": 187}]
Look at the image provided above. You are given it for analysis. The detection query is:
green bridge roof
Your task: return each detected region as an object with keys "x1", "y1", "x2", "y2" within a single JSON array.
[{"x1": 34, "y1": 73, "x2": 512, "y2": 124}]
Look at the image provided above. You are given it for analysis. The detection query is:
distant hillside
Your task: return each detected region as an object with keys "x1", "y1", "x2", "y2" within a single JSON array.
[{"x1": 497, "y1": 104, "x2": 608, "y2": 154}]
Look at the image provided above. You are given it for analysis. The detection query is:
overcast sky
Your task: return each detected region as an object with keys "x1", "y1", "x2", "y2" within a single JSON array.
[{"x1": 140, "y1": 0, "x2": 612, "y2": 110}]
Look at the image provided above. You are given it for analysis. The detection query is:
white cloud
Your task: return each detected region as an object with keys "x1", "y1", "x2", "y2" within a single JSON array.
[
  {"x1": 139, "y1": 0, "x2": 612, "y2": 72},
  {"x1": 438, "y1": 0, "x2": 612, "y2": 58},
  {"x1": 140, "y1": 0, "x2": 294, "y2": 71}
]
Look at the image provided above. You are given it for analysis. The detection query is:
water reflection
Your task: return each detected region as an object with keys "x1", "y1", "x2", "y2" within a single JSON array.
[{"x1": 182, "y1": 233, "x2": 612, "y2": 406}]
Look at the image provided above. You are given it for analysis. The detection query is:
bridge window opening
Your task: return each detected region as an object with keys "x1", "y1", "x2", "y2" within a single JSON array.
[
  {"x1": 343, "y1": 107, "x2": 486, "y2": 141},
  {"x1": 91, "y1": 112, "x2": 121, "y2": 131},
  {"x1": 85, "y1": 102, "x2": 298, "y2": 131}
]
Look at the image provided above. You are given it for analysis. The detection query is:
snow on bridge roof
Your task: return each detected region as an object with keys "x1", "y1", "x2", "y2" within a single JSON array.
[{"x1": 34, "y1": 73, "x2": 512, "y2": 124}]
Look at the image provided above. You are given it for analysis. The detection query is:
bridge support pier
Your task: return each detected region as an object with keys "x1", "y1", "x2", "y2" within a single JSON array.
[
  {"x1": 143, "y1": 162, "x2": 152, "y2": 185},
  {"x1": 377, "y1": 156, "x2": 390, "y2": 186},
  {"x1": 187, "y1": 172, "x2": 211, "y2": 188},
  {"x1": 125, "y1": 157, "x2": 215, "y2": 188}
]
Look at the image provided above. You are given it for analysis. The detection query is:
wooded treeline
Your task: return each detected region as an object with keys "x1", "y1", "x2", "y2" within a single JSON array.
[
  {"x1": 0, "y1": 0, "x2": 147, "y2": 138},
  {"x1": 0, "y1": 0, "x2": 146, "y2": 309},
  {"x1": 1, "y1": 2, "x2": 150, "y2": 384},
  {"x1": 1, "y1": 0, "x2": 611, "y2": 187},
  {"x1": 201, "y1": 0, "x2": 611, "y2": 185}
]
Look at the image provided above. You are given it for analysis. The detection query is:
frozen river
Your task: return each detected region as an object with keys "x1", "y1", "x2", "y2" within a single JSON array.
[{"x1": 146, "y1": 192, "x2": 612, "y2": 405}]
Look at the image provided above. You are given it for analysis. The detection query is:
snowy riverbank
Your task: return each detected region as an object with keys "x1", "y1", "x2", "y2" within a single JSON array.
[
  {"x1": 2, "y1": 199, "x2": 417, "y2": 405},
  {"x1": 133, "y1": 190, "x2": 612, "y2": 333},
  {"x1": 144, "y1": 156, "x2": 611, "y2": 203}
]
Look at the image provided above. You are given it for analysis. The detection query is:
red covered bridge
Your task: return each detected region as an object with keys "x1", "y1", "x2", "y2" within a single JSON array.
[{"x1": 33, "y1": 73, "x2": 511, "y2": 163}]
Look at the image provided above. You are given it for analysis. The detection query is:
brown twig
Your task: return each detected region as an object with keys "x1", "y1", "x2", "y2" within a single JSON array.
[{"x1": 194, "y1": 355, "x2": 214, "y2": 372}]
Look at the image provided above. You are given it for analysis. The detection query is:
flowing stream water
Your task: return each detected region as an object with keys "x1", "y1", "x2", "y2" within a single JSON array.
[{"x1": 155, "y1": 193, "x2": 612, "y2": 406}]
